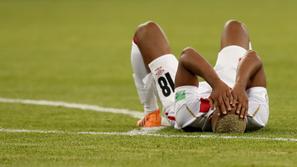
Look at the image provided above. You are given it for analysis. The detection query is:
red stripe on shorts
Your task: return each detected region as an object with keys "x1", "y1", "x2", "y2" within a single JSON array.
[{"x1": 200, "y1": 98, "x2": 210, "y2": 113}]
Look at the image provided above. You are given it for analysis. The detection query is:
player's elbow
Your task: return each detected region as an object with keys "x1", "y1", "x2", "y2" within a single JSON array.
[
  {"x1": 246, "y1": 50, "x2": 263, "y2": 67},
  {"x1": 179, "y1": 47, "x2": 197, "y2": 66},
  {"x1": 181, "y1": 47, "x2": 197, "y2": 56}
]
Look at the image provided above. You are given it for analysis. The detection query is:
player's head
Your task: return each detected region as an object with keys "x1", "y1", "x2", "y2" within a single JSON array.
[{"x1": 211, "y1": 110, "x2": 247, "y2": 133}]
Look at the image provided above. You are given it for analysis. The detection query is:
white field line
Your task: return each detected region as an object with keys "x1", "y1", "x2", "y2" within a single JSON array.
[
  {"x1": 0, "y1": 97, "x2": 167, "y2": 135},
  {"x1": 1, "y1": 128, "x2": 297, "y2": 143},
  {"x1": 1, "y1": 97, "x2": 297, "y2": 143},
  {"x1": 0, "y1": 97, "x2": 143, "y2": 119},
  {"x1": 126, "y1": 126, "x2": 166, "y2": 135}
]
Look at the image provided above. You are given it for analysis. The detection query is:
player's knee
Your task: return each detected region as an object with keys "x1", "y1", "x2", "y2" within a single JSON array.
[
  {"x1": 224, "y1": 19, "x2": 248, "y2": 34},
  {"x1": 246, "y1": 50, "x2": 257, "y2": 57},
  {"x1": 225, "y1": 19, "x2": 242, "y2": 25},
  {"x1": 224, "y1": 19, "x2": 244, "y2": 29},
  {"x1": 134, "y1": 21, "x2": 160, "y2": 44}
]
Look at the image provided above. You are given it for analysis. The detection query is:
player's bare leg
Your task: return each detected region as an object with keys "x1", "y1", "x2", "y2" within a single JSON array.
[
  {"x1": 224, "y1": 20, "x2": 266, "y2": 118},
  {"x1": 212, "y1": 50, "x2": 267, "y2": 132},
  {"x1": 212, "y1": 20, "x2": 268, "y2": 133},
  {"x1": 131, "y1": 21, "x2": 178, "y2": 127},
  {"x1": 212, "y1": 20, "x2": 251, "y2": 133}
]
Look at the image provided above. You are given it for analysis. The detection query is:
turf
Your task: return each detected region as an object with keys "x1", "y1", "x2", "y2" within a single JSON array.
[
  {"x1": 1, "y1": 133, "x2": 297, "y2": 167},
  {"x1": 0, "y1": 103, "x2": 136, "y2": 132},
  {"x1": 1, "y1": 0, "x2": 297, "y2": 166}
]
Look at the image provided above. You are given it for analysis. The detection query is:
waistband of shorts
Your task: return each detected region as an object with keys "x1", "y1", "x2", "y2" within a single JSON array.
[
  {"x1": 246, "y1": 86, "x2": 267, "y2": 94},
  {"x1": 219, "y1": 45, "x2": 247, "y2": 53},
  {"x1": 218, "y1": 45, "x2": 247, "y2": 59}
]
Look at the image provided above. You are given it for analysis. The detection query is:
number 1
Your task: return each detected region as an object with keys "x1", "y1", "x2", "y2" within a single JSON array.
[{"x1": 157, "y1": 72, "x2": 175, "y2": 97}]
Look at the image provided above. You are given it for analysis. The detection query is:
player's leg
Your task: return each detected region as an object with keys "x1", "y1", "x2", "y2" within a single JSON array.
[
  {"x1": 214, "y1": 49, "x2": 268, "y2": 132},
  {"x1": 131, "y1": 21, "x2": 178, "y2": 127},
  {"x1": 131, "y1": 41, "x2": 158, "y2": 116},
  {"x1": 131, "y1": 21, "x2": 164, "y2": 127},
  {"x1": 221, "y1": 20, "x2": 268, "y2": 131},
  {"x1": 211, "y1": 20, "x2": 251, "y2": 133},
  {"x1": 214, "y1": 20, "x2": 252, "y2": 88},
  {"x1": 134, "y1": 21, "x2": 171, "y2": 69}
]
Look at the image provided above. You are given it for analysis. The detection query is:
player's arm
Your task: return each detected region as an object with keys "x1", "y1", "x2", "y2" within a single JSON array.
[
  {"x1": 232, "y1": 50, "x2": 263, "y2": 118},
  {"x1": 176, "y1": 47, "x2": 232, "y2": 114}
]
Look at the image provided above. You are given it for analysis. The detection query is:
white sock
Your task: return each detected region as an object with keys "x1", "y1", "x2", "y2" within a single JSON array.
[
  {"x1": 148, "y1": 54, "x2": 178, "y2": 114},
  {"x1": 131, "y1": 41, "x2": 159, "y2": 114}
]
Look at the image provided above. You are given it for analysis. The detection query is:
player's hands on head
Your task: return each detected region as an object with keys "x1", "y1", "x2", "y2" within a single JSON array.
[
  {"x1": 231, "y1": 83, "x2": 248, "y2": 119},
  {"x1": 208, "y1": 80, "x2": 233, "y2": 115}
]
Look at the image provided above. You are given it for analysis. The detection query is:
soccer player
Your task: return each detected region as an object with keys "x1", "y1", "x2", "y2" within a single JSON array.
[{"x1": 130, "y1": 20, "x2": 269, "y2": 132}]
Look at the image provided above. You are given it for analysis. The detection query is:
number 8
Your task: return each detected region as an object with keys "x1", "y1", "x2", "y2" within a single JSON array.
[{"x1": 157, "y1": 72, "x2": 175, "y2": 97}]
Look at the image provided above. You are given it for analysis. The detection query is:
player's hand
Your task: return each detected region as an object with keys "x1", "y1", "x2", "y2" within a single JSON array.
[
  {"x1": 231, "y1": 83, "x2": 248, "y2": 119},
  {"x1": 208, "y1": 80, "x2": 233, "y2": 115}
]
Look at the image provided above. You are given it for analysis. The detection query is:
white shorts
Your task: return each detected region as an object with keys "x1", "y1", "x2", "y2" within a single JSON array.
[{"x1": 174, "y1": 45, "x2": 269, "y2": 131}]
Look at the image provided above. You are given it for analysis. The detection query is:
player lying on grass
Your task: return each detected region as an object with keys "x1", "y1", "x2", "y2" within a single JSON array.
[{"x1": 130, "y1": 20, "x2": 269, "y2": 132}]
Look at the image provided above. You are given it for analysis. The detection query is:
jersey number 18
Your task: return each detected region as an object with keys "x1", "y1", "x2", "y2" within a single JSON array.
[{"x1": 157, "y1": 72, "x2": 175, "y2": 97}]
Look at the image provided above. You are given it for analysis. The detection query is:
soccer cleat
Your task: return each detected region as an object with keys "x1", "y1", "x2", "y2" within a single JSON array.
[{"x1": 137, "y1": 109, "x2": 161, "y2": 127}]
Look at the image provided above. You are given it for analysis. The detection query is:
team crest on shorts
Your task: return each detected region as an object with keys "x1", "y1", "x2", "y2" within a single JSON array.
[
  {"x1": 154, "y1": 66, "x2": 165, "y2": 77},
  {"x1": 175, "y1": 90, "x2": 186, "y2": 101}
]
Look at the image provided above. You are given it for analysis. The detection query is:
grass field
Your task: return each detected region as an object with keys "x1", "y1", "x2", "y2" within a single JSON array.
[{"x1": 1, "y1": 0, "x2": 297, "y2": 166}]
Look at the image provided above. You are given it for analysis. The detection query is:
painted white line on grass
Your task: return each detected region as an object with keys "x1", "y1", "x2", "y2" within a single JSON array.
[
  {"x1": 1, "y1": 97, "x2": 296, "y2": 143},
  {"x1": 0, "y1": 97, "x2": 164, "y2": 137},
  {"x1": 0, "y1": 97, "x2": 143, "y2": 119},
  {"x1": 1, "y1": 128, "x2": 297, "y2": 143},
  {"x1": 127, "y1": 126, "x2": 166, "y2": 135}
]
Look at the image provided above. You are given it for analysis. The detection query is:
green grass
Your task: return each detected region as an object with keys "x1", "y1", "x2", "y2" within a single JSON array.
[
  {"x1": 1, "y1": 133, "x2": 297, "y2": 167},
  {"x1": 1, "y1": 0, "x2": 297, "y2": 166},
  {"x1": 0, "y1": 103, "x2": 136, "y2": 132}
]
